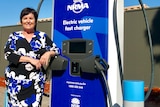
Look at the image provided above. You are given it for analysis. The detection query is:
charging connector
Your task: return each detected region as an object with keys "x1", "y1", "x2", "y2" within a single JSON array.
[{"x1": 80, "y1": 55, "x2": 114, "y2": 107}]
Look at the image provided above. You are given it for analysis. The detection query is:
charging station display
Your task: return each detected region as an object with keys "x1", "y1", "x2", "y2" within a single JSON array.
[
  {"x1": 62, "y1": 39, "x2": 93, "y2": 76},
  {"x1": 51, "y1": 0, "x2": 109, "y2": 107}
]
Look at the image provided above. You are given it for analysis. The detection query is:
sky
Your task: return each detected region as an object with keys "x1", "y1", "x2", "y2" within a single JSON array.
[
  {"x1": 125, "y1": 0, "x2": 160, "y2": 7},
  {"x1": 0, "y1": 0, "x2": 160, "y2": 27},
  {"x1": 0, "y1": 0, "x2": 52, "y2": 27}
]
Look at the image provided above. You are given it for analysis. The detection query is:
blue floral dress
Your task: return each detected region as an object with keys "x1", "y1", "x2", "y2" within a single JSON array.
[{"x1": 4, "y1": 31, "x2": 59, "y2": 107}]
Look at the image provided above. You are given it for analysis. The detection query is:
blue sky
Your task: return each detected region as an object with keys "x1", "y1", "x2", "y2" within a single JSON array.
[
  {"x1": 125, "y1": 0, "x2": 160, "y2": 7},
  {"x1": 0, "y1": 0, "x2": 160, "y2": 27},
  {"x1": 0, "y1": 0, "x2": 52, "y2": 27}
]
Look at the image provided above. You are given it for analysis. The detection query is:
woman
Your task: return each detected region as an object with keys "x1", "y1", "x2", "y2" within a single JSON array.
[{"x1": 4, "y1": 7, "x2": 59, "y2": 107}]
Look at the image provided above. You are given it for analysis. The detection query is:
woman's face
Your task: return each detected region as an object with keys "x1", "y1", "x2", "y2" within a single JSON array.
[{"x1": 21, "y1": 13, "x2": 36, "y2": 32}]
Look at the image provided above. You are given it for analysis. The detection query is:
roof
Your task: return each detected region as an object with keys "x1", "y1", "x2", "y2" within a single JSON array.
[{"x1": 124, "y1": 4, "x2": 149, "y2": 11}]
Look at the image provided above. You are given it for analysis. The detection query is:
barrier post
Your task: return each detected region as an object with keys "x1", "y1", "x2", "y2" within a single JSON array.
[{"x1": 123, "y1": 80, "x2": 144, "y2": 107}]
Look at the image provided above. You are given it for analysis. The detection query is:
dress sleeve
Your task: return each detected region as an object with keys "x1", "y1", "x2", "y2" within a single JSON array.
[
  {"x1": 45, "y1": 34, "x2": 60, "y2": 55},
  {"x1": 4, "y1": 33, "x2": 21, "y2": 65}
]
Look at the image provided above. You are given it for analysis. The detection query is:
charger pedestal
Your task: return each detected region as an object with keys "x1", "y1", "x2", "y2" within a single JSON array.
[{"x1": 50, "y1": 0, "x2": 124, "y2": 107}]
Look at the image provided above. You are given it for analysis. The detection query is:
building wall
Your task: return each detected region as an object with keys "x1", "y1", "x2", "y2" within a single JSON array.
[
  {"x1": 0, "y1": 21, "x2": 52, "y2": 77},
  {"x1": 124, "y1": 7, "x2": 160, "y2": 87}
]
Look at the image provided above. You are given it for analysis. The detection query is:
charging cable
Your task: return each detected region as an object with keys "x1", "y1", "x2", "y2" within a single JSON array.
[
  {"x1": 95, "y1": 58, "x2": 120, "y2": 107},
  {"x1": 138, "y1": 0, "x2": 155, "y2": 101},
  {"x1": 113, "y1": 0, "x2": 123, "y2": 85},
  {"x1": 94, "y1": 59, "x2": 112, "y2": 107}
]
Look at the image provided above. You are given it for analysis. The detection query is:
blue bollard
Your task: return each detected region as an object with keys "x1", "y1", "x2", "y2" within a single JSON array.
[{"x1": 123, "y1": 80, "x2": 144, "y2": 107}]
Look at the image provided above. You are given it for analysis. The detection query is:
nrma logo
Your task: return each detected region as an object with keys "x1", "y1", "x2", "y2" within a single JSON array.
[{"x1": 67, "y1": 0, "x2": 89, "y2": 14}]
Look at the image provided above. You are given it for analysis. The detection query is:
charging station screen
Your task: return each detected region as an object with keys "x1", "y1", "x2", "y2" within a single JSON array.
[{"x1": 69, "y1": 42, "x2": 86, "y2": 53}]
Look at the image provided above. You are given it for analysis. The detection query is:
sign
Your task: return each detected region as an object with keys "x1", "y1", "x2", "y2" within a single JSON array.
[{"x1": 51, "y1": 0, "x2": 109, "y2": 107}]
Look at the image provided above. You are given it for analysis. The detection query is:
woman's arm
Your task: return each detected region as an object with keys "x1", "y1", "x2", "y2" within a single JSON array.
[
  {"x1": 4, "y1": 33, "x2": 21, "y2": 65},
  {"x1": 39, "y1": 32, "x2": 60, "y2": 68},
  {"x1": 19, "y1": 56, "x2": 42, "y2": 70},
  {"x1": 40, "y1": 51, "x2": 56, "y2": 67}
]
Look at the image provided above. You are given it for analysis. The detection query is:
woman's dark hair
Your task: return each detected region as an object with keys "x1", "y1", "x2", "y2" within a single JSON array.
[
  {"x1": 20, "y1": 7, "x2": 38, "y2": 30},
  {"x1": 20, "y1": 7, "x2": 38, "y2": 23}
]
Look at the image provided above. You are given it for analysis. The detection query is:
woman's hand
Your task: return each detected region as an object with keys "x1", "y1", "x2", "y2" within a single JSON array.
[
  {"x1": 40, "y1": 51, "x2": 56, "y2": 67},
  {"x1": 19, "y1": 56, "x2": 42, "y2": 70},
  {"x1": 30, "y1": 58, "x2": 42, "y2": 70}
]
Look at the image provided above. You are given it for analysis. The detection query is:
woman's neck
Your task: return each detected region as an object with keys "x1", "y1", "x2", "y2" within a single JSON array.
[
  {"x1": 22, "y1": 30, "x2": 34, "y2": 42},
  {"x1": 23, "y1": 30, "x2": 34, "y2": 34}
]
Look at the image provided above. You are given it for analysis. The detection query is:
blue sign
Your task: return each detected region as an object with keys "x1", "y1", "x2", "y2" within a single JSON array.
[{"x1": 51, "y1": 0, "x2": 109, "y2": 107}]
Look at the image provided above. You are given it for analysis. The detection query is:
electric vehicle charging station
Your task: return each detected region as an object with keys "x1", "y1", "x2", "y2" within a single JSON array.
[{"x1": 50, "y1": 0, "x2": 124, "y2": 107}]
